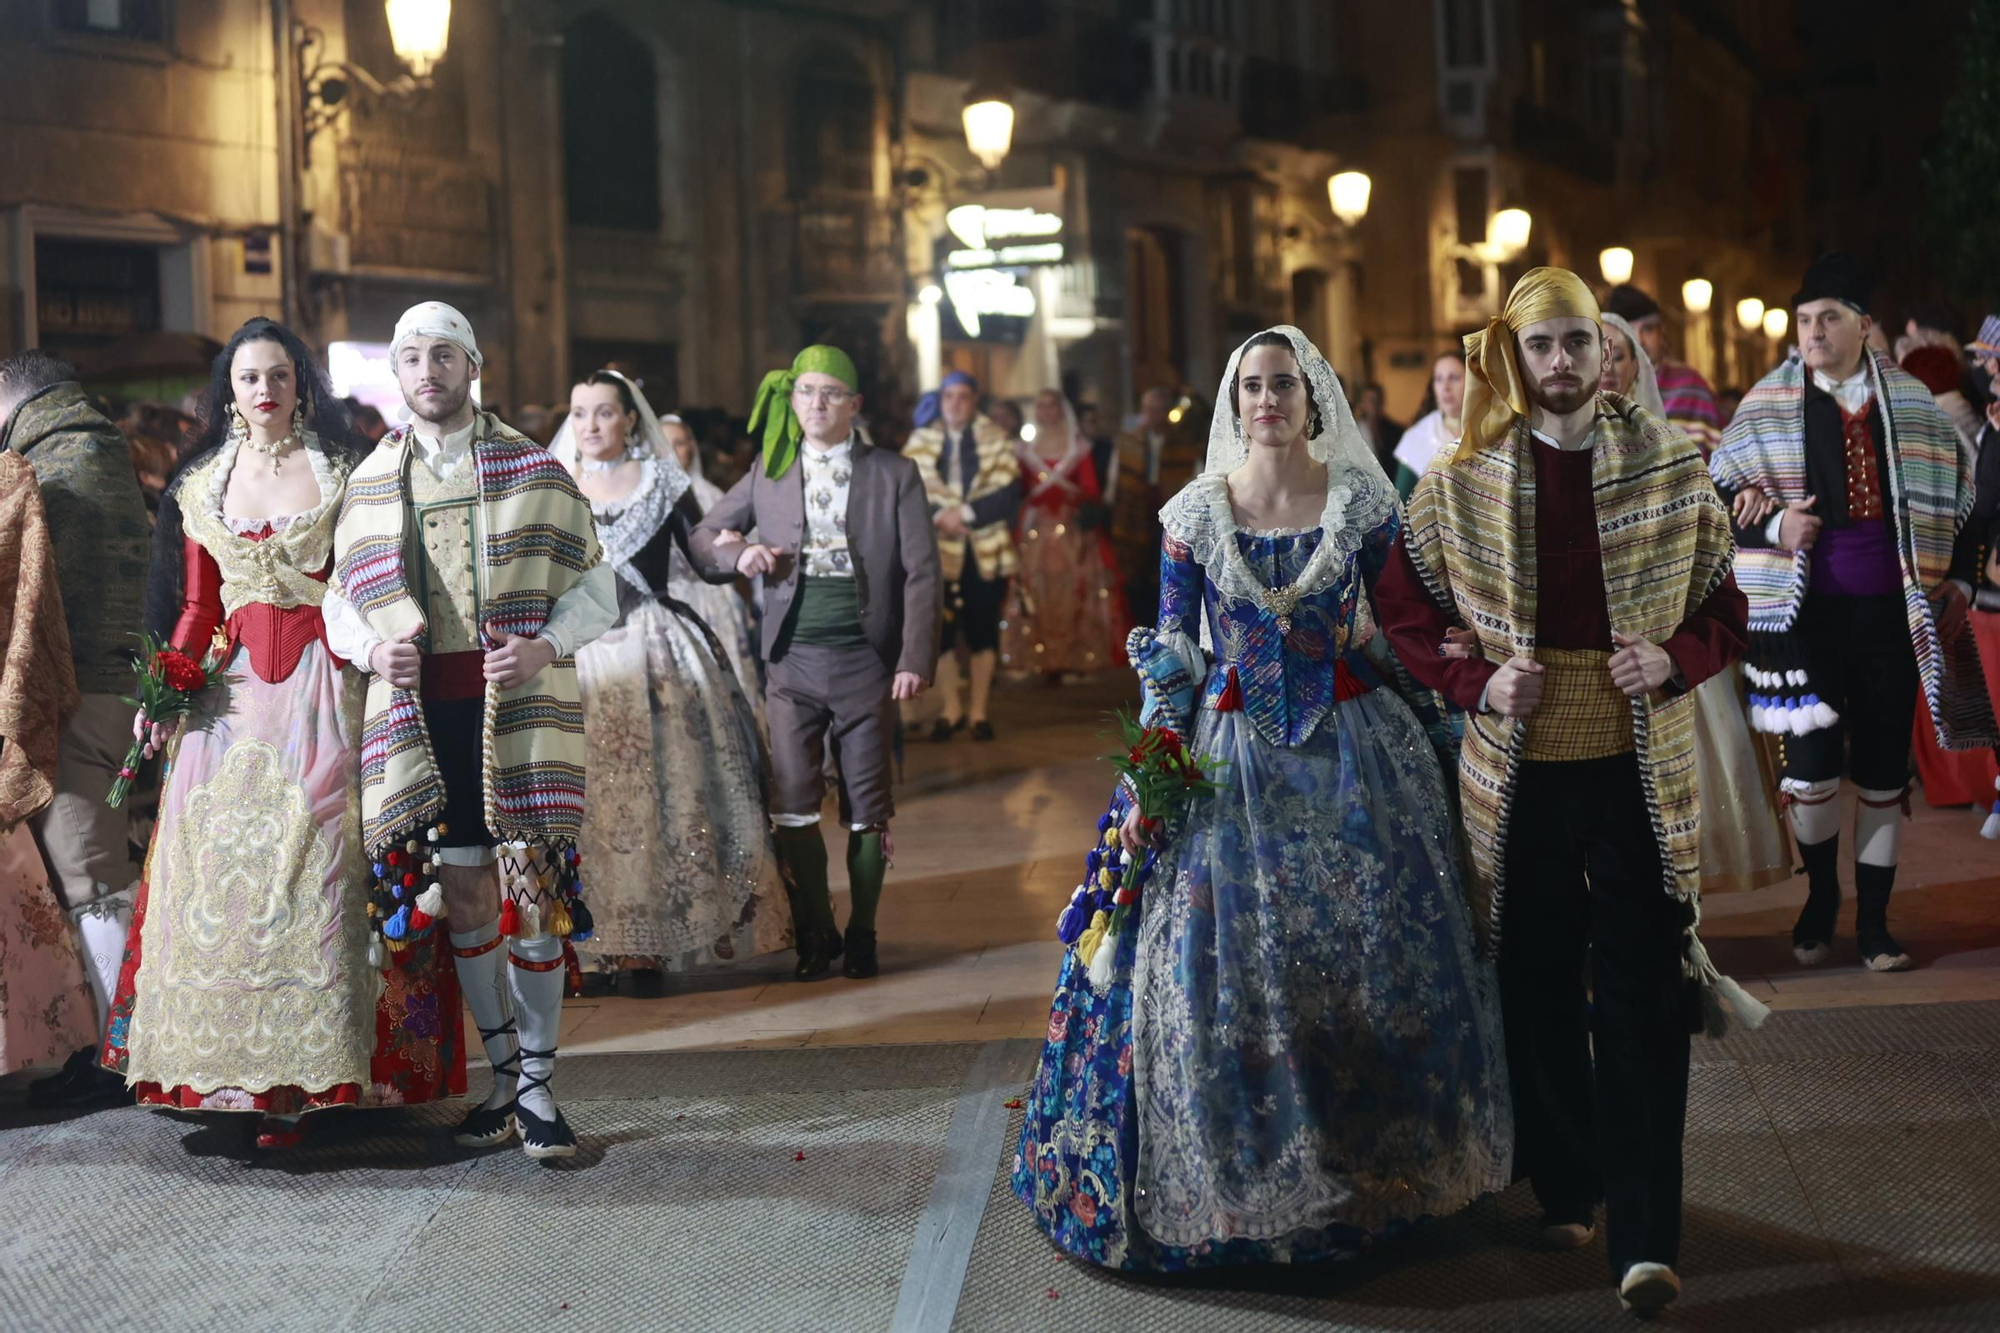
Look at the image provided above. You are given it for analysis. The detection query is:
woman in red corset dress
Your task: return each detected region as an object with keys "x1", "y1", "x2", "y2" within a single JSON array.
[{"x1": 100, "y1": 319, "x2": 463, "y2": 1148}]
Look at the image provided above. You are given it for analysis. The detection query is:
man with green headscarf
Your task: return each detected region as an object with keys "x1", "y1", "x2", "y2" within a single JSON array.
[{"x1": 689, "y1": 346, "x2": 942, "y2": 981}]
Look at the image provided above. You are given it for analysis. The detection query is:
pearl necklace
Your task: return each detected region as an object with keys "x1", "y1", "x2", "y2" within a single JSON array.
[{"x1": 242, "y1": 429, "x2": 300, "y2": 471}]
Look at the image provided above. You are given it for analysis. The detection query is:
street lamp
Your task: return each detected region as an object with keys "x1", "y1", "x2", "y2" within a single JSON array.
[
  {"x1": 962, "y1": 88, "x2": 1016, "y2": 171},
  {"x1": 1763, "y1": 308, "x2": 1789, "y2": 340},
  {"x1": 296, "y1": 0, "x2": 454, "y2": 167},
  {"x1": 1329, "y1": 171, "x2": 1372, "y2": 227},
  {"x1": 1599, "y1": 246, "x2": 1634, "y2": 286},
  {"x1": 384, "y1": 0, "x2": 452, "y2": 79},
  {"x1": 1487, "y1": 208, "x2": 1532, "y2": 259},
  {"x1": 1736, "y1": 297, "x2": 1766, "y2": 333},
  {"x1": 1681, "y1": 278, "x2": 1713, "y2": 314}
]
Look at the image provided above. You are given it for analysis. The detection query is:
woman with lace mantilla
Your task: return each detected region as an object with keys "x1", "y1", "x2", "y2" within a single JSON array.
[
  {"x1": 553, "y1": 371, "x2": 788, "y2": 997},
  {"x1": 1012, "y1": 326, "x2": 1512, "y2": 1270},
  {"x1": 103, "y1": 319, "x2": 465, "y2": 1149}
]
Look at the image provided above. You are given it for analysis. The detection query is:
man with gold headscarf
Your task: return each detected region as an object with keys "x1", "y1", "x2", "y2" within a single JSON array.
[{"x1": 1374, "y1": 267, "x2": 1748, "y2": 1318}]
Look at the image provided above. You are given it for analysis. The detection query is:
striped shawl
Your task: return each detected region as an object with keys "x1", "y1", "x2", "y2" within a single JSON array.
[
  {"x1": 333, "y1": 415, "x2": 602, "y2": 854},
  {"x1": 1403, "y1": 394, "x2": 1736, "y2": 943},
  {"x1": 902, "y1": 416, "x2": 1021, "y2": 583},
  {"x1": 1709, "y1": 349, "x2": 1994, "y2": 750}
]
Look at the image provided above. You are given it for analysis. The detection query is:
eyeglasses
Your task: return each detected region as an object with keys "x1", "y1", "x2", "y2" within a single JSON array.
[{"x1": 792, "y1": 387, "x2": 853, "y2": 407}]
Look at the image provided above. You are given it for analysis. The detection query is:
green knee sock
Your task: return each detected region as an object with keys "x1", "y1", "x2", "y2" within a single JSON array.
[
  {"x1": 774, "y1": 825, "x2": 836, "y2": 937},
  {"x1": 845, "y1": 830, "x2": 887, "y2": 934}
]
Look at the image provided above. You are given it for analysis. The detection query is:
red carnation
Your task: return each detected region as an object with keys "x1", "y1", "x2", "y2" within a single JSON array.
[{"x1": 156, "y1": 650, "x2": 206, "y2": 693}]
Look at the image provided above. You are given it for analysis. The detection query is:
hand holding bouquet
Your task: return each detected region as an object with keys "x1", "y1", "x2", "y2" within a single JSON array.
[
  {"x1": 1056, "y1": 710, "x2": 1224, "y2": 991},
  {"x1": 107, "y1": 631, "x2": 224, "y2": 808}
]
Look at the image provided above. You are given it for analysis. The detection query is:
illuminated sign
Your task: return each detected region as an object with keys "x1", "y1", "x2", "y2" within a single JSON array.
[
  {"x1": 943, "y1": 269, "x2": 1036, "y2": 338},
  {"x1": 943, "y1": 203, "x2": 1065, "y2": 269}
]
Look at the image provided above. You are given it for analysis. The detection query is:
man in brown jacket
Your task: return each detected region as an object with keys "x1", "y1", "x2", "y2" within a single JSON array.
[{"x1": 689, "y1": 345, "x2": 942, "y2": 981}]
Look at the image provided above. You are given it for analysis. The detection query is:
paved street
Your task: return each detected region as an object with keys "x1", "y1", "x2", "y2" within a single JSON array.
[{"x1": 5, "y1": 675, "x2": 1999, "y2": 1331}]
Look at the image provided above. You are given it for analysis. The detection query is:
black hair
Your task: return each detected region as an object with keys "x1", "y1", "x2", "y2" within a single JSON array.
[
  {"x1": 182, "y1": 317, "x2": 361, "y2": 467},
  {"x1": 576, "y1": 368, "x2": 641, "y2": 420},
  {"x1": 1229, "y1": 331, "x2": 1324, "y2": 440},
  {"x1": 0, "y1": 349, "x2": 80, "y2": 411}
]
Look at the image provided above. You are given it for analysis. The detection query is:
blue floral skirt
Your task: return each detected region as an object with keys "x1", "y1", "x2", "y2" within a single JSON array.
[{"x1": 1012, "y1": 687, "x2": 1512, "y2": 1270}]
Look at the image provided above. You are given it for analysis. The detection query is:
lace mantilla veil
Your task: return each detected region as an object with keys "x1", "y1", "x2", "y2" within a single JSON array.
[
  {"x1": 549, "y1": 368, "x2": 694, "y2": 595},
  {"x1": 1601, "y1": 311, "x2": 1668, "y2": 418},
  {"x1": 1160, "y1": 324, "x2": 1399, "y2": 653},
  {"x1": 548, "y1": 369, "x2": 694, "y2": 504}
]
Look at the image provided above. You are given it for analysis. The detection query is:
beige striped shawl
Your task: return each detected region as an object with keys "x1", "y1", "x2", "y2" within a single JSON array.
[
  {"x1": 332, "y1": 415, "x2": 601, "y2": 853},
  {"x1": 1402, "y1": 394, "x2": 1736, "y2": 944},
  {"x1": 902, "y1": 416, "x2": 1021, "y2": 583}
]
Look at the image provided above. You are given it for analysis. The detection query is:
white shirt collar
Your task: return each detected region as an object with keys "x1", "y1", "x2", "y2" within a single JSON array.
[
  {"x1": 1529, "y1": 423, "x2": 1597, "y2": 453},
  {"x1": 801, "y1": 433, "x2": 854, "y2": 464},
  {"x1": 1811, "y1": 363, "x2": 1873, "y2": 413},
  {"x1": 412, "y1": 417, "x2": 477, "y2": 458}
]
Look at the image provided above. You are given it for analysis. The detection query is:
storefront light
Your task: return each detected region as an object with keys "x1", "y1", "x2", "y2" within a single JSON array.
[
  {"x1": 918, "y1": 284, "x2": 943, "y2": 306},
  {"x1": 1599, "y1": 247, "x2": 1634, "y2": 286},
  {"x1": 1762, "y1": 307, "x2": 1789, "y2": 340},
  {"x1": 1681, "y1": 278, "x2": 1713, "y2": 314},
  {"x1": 1487, "y1": 208, "x2": 1532, "y2": 259},
  {"x1": 384, "y1": 0, "x2": 451, "y2": 79},
  {"x1": 962, "y1": 92, "x2": 1015, "y2": 171},
  {"x1": 1736, "y1": 297, "x2": 1766, "y2": 333}
]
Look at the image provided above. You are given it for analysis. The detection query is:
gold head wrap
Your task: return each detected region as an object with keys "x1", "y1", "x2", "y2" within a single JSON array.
[{"x1": 1456, "y1": 266, "x2": 1601, "y2": 461}]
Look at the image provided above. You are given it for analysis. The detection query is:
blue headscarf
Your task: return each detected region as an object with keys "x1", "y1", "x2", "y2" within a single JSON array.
[{"x1": 913, "y1": 370, "x2": 979, "y2": 430}]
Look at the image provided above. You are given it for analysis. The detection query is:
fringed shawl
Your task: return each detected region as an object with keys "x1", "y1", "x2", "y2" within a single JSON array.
[
  {"x1": 1402, "y1": 394, "x2": 1736, "y2": 944},
  {"x1": 1710, "y1": 349, "x2": 1995, "y2": 750},
  {"x1": 333, "y1": 414, "x2": 602, "y2": 854},
  {"x1": 0, "y1": 453, "x2": 78, "y2": 829},
  {"x1": 902, "y1": 415, "x2": 1021, "y2": 583}
]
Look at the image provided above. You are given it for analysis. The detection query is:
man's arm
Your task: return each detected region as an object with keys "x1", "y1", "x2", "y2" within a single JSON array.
[
  {"x1": 964, "y1": 477, "x2": 1022, "y2": 529},
  {"x1": 1372, "y1": 531, "x2": 1498, "y2": 712},
  {"x1": 1658, "y1": 570, "x2": 1749, "y2": 694},
  {"x1": 686, "y1": 468, "x2": 760, "y2": 576},
  {"x1": 538, "y1": 563, "x2": 618, "y2": 657},
  {"x1": 895, "y1": 462, "x2": 944, "y2": 681}
]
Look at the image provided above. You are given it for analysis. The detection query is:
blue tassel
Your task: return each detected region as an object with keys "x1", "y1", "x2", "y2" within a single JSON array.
[
  {"x1": 1096, "y1": 812, "x2": 1113, "y2": 833},
  {"x1": 383, "y1": 905, "x2": 411, "y2": 940},
  {"x1": 1056, "y1": 888, "x2": 1091, "y2": 944}
]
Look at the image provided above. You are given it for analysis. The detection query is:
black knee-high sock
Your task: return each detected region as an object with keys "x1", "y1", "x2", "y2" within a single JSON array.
[
  {"x1": 774, "y1": 825, "x2": 836, "y2": 940},
  {"x1": 1854, "y1": 860, "x2": 1898, "y2": 943},
  {"x1": 1794, "y1": 834, "x2": 1841, "y2": 945}
]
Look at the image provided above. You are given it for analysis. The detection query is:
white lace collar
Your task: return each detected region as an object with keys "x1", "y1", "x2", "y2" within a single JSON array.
[
  {"x1": 200, "y1": 433, "x2": 337, "y2": 530},
  {"x1": 591, "y1": 455, "x2": 691, "y2": 595}
]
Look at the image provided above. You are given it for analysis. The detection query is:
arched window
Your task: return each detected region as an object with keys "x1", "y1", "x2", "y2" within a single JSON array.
[
  {"x1": 794, "y1": 49, "x2": 876, "y2": 196},
  {"x1": 562, "y1": 12, "x2": 662, "y2": 231}
]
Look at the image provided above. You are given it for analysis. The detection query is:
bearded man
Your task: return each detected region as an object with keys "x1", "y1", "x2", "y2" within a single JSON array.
[
  {"x1": 1375, "y1": 268, "x2": 1749, "y2": 1318},
  {"x1": 1711, "y1": 255, "x2": 1993, "y2": 972},
  {"x1": 325, "y1": 302, "x2": 616, "y2": 1158},
  {"x1": 902, "y1": 371, "x2": 1018, "y2": 741}
]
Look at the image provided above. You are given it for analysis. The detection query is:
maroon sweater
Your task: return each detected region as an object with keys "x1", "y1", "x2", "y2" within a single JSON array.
[{"x1": 1375, "y1": 437, "x2": 1748, "y2": 712}]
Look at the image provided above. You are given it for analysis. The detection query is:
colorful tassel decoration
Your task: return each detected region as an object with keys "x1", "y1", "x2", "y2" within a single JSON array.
[
  {"x1": 1086, "y1": 925, "x2": 1120, "y2": 990},
  {"x1": 497, "y1": 898, "x2": 520, "y2": 937},
  {"x1": 1074, "y1": 910, "x2": 1110, "y2": 969},
  {"x1": 414, "y1": 884, "x2": 444, "y2": 918},
  {"x1": 383, "y1": 905, "x2": 411, "y2": 940},
  {"x1": 521, "y1": 901, "x2": 543, "y2": 939},
  {"x1": 546, "y1": 900, "x2": 573, "y2": 938},
  {"x1": 569, "y1": 899, "x2": 594, "y2": 941}
]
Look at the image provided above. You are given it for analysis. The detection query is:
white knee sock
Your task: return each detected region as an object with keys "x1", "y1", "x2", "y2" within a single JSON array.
[
  {"x1": 508, "y1": 932, "x2": 566, "y2": 1122},
  {"x1": 1854, "y1": 786, "x2": 1908, "y2": 867},
  {"x1": 1783, "y1": 777, "x2": 1842, "y2": 847},
  {"x1": 935, "y1": 653, "x2": 964, "y2": 724},
  {"x1": 969, "y1": 649, "x2": 998, "y2": 723},
  {"x1": 69, "y1": 884, "x2": 135, "y2": 1035},
  {"x1": 450, "y1": 919, "x2": 517, "y2": 1111}
]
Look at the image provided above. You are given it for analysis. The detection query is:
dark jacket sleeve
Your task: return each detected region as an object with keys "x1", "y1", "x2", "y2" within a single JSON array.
[
  {"x1": 1660, "y1": 570, "x2": 1749, "y2": 693},
  {"x1": 966, "y1": 477, "x2": 1023, "y2": 529},
  {"x1": 896, "y1": 460, "x2": 944, "y2": 680},
  {"x1": 664, "y1": 490, "x2": 738, "y2": 587},
  {"x1": 687, "y1": 468, "x2": 759, "y2": 578},
  {"x1": 1950, "y1": 422, "x2": 2000, "y2": 585}
]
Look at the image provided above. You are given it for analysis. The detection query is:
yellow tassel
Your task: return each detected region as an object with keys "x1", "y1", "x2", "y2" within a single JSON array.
[
  {"x1": 545, "y1": 901, "x2": 573, "y2": 938},
  {"x1": 1097, "y1": 867, "x2": 1115, "y2": 889},
  {"x1": 1101, "y1": 828, "x2": 1119, "y2": 849},
  {"x1": 385, "y1": 936, "x2": 410, "y2": 953},
  {"x1": 1074, "y1": 910, "x2": 1110, "y2": 967}
]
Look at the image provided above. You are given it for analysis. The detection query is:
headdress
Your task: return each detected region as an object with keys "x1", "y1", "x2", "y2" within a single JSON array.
[
  {"x1": 1457, "y1": 266, "x2": 1602, "y2": 460},
  {"x1": 1600, "y1": 311, "x2": 1665, "y2": 418},
  {"x1": 548, "y1": 369, "x2": 693, "y2": 499},
  {"x1": 1791, "y1": 252, "x2": 1871, "y2": 316},
  {"x1": 392, "y1": 301, "x2": 482, "y2": 368},
  {"x1": 746, "y1": 345, "x2": 859, "y2": 479},
  {"x1": 913, "y1": 370, "x2": 978, "y2": 431}
]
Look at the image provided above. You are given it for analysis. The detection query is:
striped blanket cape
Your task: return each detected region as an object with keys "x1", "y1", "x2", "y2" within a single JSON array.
[
  {"x1": 1709, "y1": 349, "x2": 1994, "y2": 750},
  {"x1": 333, "y1": 414, "x2": 602, "y2": 855},
  {"x1": 1402, "y1": 394, "x2": 1736, "y2": 945}
]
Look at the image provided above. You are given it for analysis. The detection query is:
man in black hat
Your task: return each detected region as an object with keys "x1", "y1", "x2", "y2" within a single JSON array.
[
  {"x1": 1710, "y1": 254, "x2": 1994, "y2": 972},
  {"x1": 1604, "y1": 284, "x2": 1724, "y2": 455}
]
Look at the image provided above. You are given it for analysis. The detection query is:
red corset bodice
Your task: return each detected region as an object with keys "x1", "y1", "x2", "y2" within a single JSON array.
[{"x1": 169, "y1": 526, "x2": 343, "y2": 683}]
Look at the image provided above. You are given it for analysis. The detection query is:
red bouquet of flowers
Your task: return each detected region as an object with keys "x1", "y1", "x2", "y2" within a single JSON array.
[
  {"x1": 1062, "y1": 710, "x2": 1225, "y2": 989},
  {"x1": 106, "y1": 631, "x2": 226, "y2": 808}
]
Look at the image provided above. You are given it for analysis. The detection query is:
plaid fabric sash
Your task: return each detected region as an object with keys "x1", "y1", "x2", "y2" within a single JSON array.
[
  {"x1": 1710, "y1": 350, "x2": 1995, "y2": 749},
  {"x1": 1403, "y1": 395, "x2": 1735, "y2": 944},
  {"x1": 333, "y1": 416, "x2": 601, "y2": 854}
]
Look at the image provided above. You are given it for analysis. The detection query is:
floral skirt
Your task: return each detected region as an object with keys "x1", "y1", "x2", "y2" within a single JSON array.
[
  {"x1": 572, "y1": 599, "x2": 790, "y2": 968},
  {"x1": 1000, "y1": 509, "x2": 1129, "y2": 677},
  {"x1": 1013, "y1": 687, "x2": 1512, "y2": 1270},
  {"x1": 101, "y1": 640, "x2": 464, "y2": 1113},
  {"x1": 0, "y1": 823, "x2": 97, "y2": 1077}
]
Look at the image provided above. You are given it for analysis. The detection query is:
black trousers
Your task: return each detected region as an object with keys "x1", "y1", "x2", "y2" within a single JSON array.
[
  {"x1": 941, "y1": 547, "x2": 1007, "y2": 654},
  {"x1": 1783, "y1": 592, "x2": 1920, "y2": 789},
  {"x1": 1500, "y1": 753, "x2": 1694, "y2": 1277}
]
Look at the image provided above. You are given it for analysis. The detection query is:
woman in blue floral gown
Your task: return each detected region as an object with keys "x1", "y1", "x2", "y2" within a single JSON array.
[{"x1": 1013, "y1": 325, "x2": 1512, "y2": 1271}]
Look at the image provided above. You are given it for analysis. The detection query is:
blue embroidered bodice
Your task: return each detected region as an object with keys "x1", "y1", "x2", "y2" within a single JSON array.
[{"x1": 1157, "y1": 509, "x2": 1401, "y2": 748}]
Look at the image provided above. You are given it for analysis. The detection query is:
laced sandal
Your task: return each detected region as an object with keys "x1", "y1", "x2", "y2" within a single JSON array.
[
  {"x1": 454, "y1": 1019, "x2": 521, "y2": 1148},
  {"x1": 512, "y1": 1053, "x2": 576, "y2": 1160}
]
